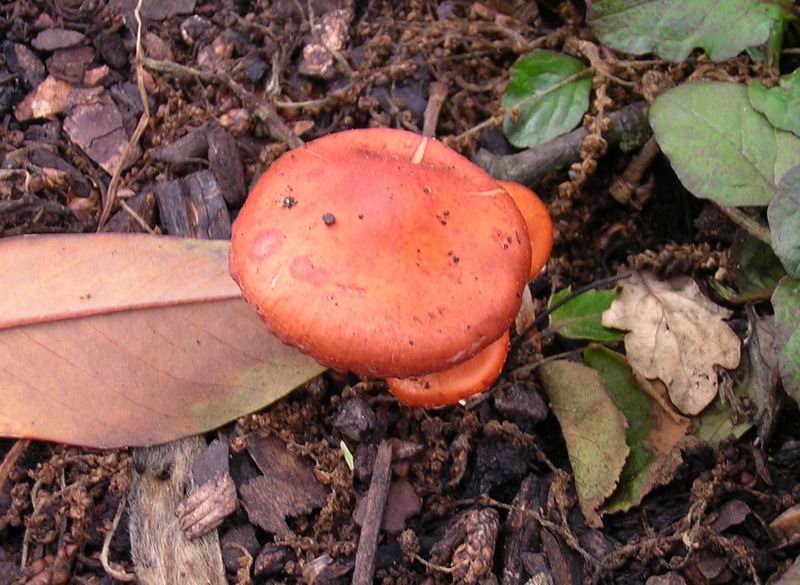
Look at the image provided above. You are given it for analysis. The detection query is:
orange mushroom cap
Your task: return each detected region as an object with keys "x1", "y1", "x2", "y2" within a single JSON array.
[
  {"x1": 499, "y1": 180, "x2": 553, "y2": 279},
  {"x1": 229, "y1": 128, "x2": 531, "y2": 378},
  {"x1": 386, "y1": 330, "x2": 509, "y2": 408}
]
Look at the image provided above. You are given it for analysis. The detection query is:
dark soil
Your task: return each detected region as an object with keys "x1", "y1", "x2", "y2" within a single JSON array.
[{"x1": 2, "y1": 0, "x2": 800, "y2": 583}]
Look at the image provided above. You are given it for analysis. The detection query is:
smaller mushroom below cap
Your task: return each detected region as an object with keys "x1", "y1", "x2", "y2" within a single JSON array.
[{"x1": 386, "y1": 330, "x2": 509, "y2": 408}]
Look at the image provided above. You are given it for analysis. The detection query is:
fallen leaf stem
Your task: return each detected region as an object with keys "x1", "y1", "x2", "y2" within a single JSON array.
[
  {"x1": 0, "y1": 439, "x2": 29, "y2": 501},
  {"x1": 505, "y1": 271, "x2": 632, "y2": 370},
  {"x1": 716, "y1": 204, "x2": 771, "y2": 245},
  {"x1": 97, "y1": 0, "x2": 150, "y2": 230}
]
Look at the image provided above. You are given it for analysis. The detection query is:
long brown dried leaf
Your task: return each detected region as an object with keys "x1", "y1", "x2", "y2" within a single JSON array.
[{"x1": 0, "y1": 234, "x2": 325, "y2": 448}]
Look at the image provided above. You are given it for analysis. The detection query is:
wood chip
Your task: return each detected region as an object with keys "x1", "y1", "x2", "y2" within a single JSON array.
[
  {"x1": 111, "y1": 0, "x2": 196, "y2": 21},
  {"x1": 14, "y1": 75, "x2": 102, "y2": 121},
  {"x1": 207, "y1": 124, "x2": 246, "y2": 206},
  {"x1": 2, "y1": 41, "x2": 45, "y2": 88},
  {"x1": 102, "y1": 191, "x2": 156, "y2": 233},
  {"x1": 31, "y1": 28, "x2": 86, "y2": 52},
  {"x1": 353, "y1": 479, "x2": 420, "y2": 535},
  {"x1": 63, "y1": 93, "x2": 136, "y2": 174},
  {"x1": 47, "y1": 46, "x2": 94, "y2": 85},
  {"x1": 541, "y1": 529, "x2": 582, "y2": 585},
  {"x1": 502, "y1": 475, "x2": 548, "y2": 585},
  {"x1": 192, "y1": 439, "x2": 230, "y2": 485},
  {"x1": 239, "y1": 435, "x2": 328, "y2": 536},
  {"x1": 220, "y1": 525, "x2": 259, "y2": 573},
  {"x1": 153, "y1": 124, "x2": 209, "y2": 163},
  {"x1": 152, "y1": 170, "x2": 231, "y2": 239}
]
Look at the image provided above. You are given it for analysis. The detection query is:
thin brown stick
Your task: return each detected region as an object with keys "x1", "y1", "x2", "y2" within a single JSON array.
[
  {"x1": 97, "y1": 0, "x2": 150, "y2": 230},
  {"x1": 352, "y1": 440, "x2": 392, "y2": 585},
  {"x1": 142, "y1": 57, "x2": 303, "y2": 149},
  {"x1": 449, "y1": 69, "x2": 595, "y2": 146},
  {"x1": 101, "y1": 494, "x2": 136, "y2": 581},
  {"x1": 717, "y1": 205, "x2": 771, "y2": 245},
  {"x1": 609, "y1": 136, "x2": 661, "y2": 205},
  {"x1": 422, "y1": 82, "x2": 448, "y2": 138},
  {"x1": 505, "y1": 272, "x2": 632, "y2": 370},
  {"x1": 120, "y1": 200, "x2": 156, "y2": 234},
  {"x1": 0, "y1": 440, "x2": 29, "y2": 498}
]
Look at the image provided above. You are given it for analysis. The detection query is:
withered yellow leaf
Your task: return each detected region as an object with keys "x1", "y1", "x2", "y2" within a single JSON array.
[{"x1": 601, "y1": 271, "x2": 741, "y2": 415}]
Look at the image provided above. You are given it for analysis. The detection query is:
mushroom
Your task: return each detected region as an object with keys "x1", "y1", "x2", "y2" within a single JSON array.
[
  {"x1": 229, "y1": 128, "x2": 533, "y2": 405},
  {"x1": 498, "y1": 180, "x2": 553, "y2": 279},
  {"x1": 384, "y1": 181, "x2": 553, "y2": 407}
]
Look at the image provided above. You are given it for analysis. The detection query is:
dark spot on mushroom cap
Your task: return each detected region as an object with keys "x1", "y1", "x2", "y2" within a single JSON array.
[
  {"x1": 322, "y1": 213, "x2": 336, "y2": 225},
  {"x1": 282, "y1": 196, "x2": 297, "y2": 208}
]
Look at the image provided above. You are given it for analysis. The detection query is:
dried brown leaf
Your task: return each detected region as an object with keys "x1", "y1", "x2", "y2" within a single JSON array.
[
  {"x1": 601, "y1": 271, "x2": 741, "y2": 415},
  {"x1": 0, "y1": 233, "x2": 324, "y2": 448}
]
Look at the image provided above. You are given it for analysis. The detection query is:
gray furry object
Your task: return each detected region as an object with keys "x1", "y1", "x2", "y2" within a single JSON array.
[{"x1": 129, "y1": 436, "x2": 226, "y2": 585}]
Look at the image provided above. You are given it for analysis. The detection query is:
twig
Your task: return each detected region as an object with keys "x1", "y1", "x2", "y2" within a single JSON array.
[
  {"x1": 448, "y1": 69, "x2": 595, "y2": 146},
  {"x1": 422, "y1": 81, "x2": 448, "y2": 138},
  {"x1": 101, "y1": 494, "x2": 136, "y2": 581},
  {"x1": 505, "y1": 272, "x2": 632, "y2": 370},
  {"x1": 352, "y1": 440, "x2": 392, "y2": 585},
  {"x1": 508, "y1": 348, "x2": 583, "y2": 378},
  {"x1": 120, "y1": 200, "x2": 156, "y2": 234},
  {"x1": 0, "y1": 440, "x2": 29, "y2": 499},
  {"x1": 716, "y1": 205, "x2": 771, "y2": 245},
  {"x1": 609, "y1": 136, "x2": 660, "y2": 205},
  {"x1": 475, "y1": 101, "x2": 651, "y2": 186},
  {"x1": 142, "y1": 57, "x2": 303, "y2": 149},
  {"x1": 272, "y1": 84, "x2": 354, "y2": 110},
  {"x1": 97, "y1": 0, "x2": 150, "y2": 230},
  {"x1": 446, "y1": 114, "x2": 503, "y2": 146},
  {"x1": 413, "y1": 553, "x2": 455, "y2": 574}
]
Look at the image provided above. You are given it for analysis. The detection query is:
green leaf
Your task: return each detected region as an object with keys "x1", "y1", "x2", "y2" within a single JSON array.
[
  {"x1": 537, "y1": 359, "x2": 629, "y2": 527},
  {"x1": 773, "y1": 277, "x2": 800, "y2": 405},
  {"x1": 501, "y1": 50, "x2": 592, "y2": 148},
  {"x1": 548, "y1": 287, "x2": 623, "y2": 342},
  {"x1": 588, "y1": 0, "x2": 793, "y2": 63},
  {"x1": 692, "y1": 393, "x2": 754, "y2": 447},
  {"x1": 650, "y1": 81, "x2": 800, "y2": 207},
  {"x1": 731, "y1": 232, "x2": 786, "y2": 294},
  {"x1": 768, "y1": 165, "x2": 800, "y2": 277},
  {"x1": 584, "y1": 346, "x2": 687, "y2": 514},
  {"x1": 748, "y1": 69, "x2": 800, "y2": 137}
]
